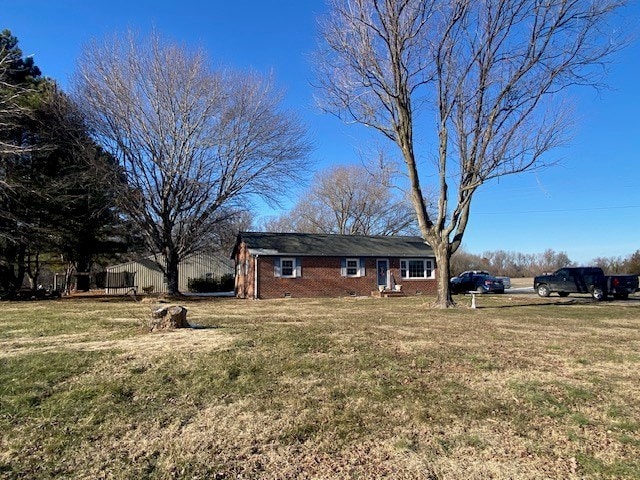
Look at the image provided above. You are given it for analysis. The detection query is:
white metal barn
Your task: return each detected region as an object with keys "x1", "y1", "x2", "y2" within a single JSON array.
[{"x1": 105, "y1": 253, "x2": 233, "y2": 294}]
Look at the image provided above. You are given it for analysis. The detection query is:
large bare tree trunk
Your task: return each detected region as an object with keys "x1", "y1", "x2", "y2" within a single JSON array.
[
  {"x1": 165, "y1": 253, "x2": 180, "y2": 296},
  {"x1": 431, "y1": 239, "x2": 455, "y2": 308}
]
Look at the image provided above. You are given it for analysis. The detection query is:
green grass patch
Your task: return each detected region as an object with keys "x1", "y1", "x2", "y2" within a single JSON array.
[{"x1": 575, "y1": 452, "x2": 640, "y2": 478}]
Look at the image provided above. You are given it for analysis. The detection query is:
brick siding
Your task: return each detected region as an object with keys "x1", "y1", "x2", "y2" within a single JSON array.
[{"x1": 235, "y1": 242, "x2": 437, "y2": 299}]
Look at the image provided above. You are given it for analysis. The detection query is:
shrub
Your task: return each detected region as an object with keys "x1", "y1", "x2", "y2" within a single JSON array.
[
  {"x1": 187, "y1": 274, "x2": 234, "y2": 293},
  {"x1": 187, "y1": 277, "x2": 219, "y2": 293},
  {"x1": 219, "y1": 273, "x2": 235, "y2": 291}
]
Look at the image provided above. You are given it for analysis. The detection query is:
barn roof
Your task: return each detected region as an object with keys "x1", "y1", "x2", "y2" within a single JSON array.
[
  {"x1": 234, "y1": 232, "x2": 434, "y2": 257},
  {"x1": 106, "y1": 252, "x2": 233, "y2": 271}
]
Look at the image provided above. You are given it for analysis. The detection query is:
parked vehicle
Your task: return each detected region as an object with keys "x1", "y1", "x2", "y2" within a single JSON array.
[
  {"x1": 534, "y1": 267, "x2": 639, "y2": 300},
  {"x1": 457, "y1": 270, "x2": 490, "y2": 276},
  {"x1": 497, "y1": 276, "x2": 511, "y2": 289},
  {"x1": 607, "y1": 275, "x2": 640, "y2": 299},
  {"x1": 450, "y1": 271, "x2": 505, "y2": 294}
]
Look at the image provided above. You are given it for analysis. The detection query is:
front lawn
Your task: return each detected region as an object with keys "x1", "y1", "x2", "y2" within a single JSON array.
[{"x1": 1, "y1": 295, "x2": 639, "y2": 478}]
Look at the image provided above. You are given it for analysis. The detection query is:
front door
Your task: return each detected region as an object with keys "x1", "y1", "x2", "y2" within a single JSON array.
[{"x1": 377, "y1": 259, "x2": 389, "y2": 289}]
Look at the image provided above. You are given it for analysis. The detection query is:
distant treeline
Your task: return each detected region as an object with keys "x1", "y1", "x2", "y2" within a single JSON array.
[{"x1": 451, "y1": 249, "x2": 640, "y2": 278}]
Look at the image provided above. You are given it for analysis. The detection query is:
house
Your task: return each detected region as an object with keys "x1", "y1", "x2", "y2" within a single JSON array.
[
  {"x1": 232, "y1": 232, "x2": 437, "y2": 299},
  {"x1": 105, "y1": 252, "x2": 234, "y2": 294}
]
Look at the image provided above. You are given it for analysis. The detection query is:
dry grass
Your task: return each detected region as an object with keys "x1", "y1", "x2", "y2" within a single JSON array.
[
  {"x1": 1, "y1": 294, "x2": 639, "y2": 479},
  {"x1": 508, "y1": 277, "x2": 534, "y2": 289}
]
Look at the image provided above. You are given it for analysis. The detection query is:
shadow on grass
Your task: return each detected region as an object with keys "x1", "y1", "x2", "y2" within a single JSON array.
[
  {"x1": 53, "y1": 294, "x2": 239, "y2": 304},
  {"x1": 477, "y1": 295, "x2": 640, "y2": 309},
  {"x1": 477, "y1": 299, "x2": 579, "y2": 309},
  {"x1": 188, "y1": 324, "x2": 219, "y2": 330}
]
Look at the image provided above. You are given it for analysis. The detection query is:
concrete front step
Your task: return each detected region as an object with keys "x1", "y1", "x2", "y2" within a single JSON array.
[{"x1": 371, "y1": 290, "x2": 407, "y2": 298}]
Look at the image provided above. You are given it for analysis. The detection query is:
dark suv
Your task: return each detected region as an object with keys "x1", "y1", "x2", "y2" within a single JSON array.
[{"x1": 450, "y1": 271, "x2": 504, "y2": 294}]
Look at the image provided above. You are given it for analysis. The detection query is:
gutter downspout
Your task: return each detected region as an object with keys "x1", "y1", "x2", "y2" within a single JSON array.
[{"x1": 253, "y1": 254, "x2": 259, "y2": 300}]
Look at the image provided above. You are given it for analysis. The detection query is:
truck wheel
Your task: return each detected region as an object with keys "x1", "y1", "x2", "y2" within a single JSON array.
[
  {"x1": 591, "y1": 287, "x2": 605, "y2": 301},
  {"x1": 536, "y1": 284, "x2": 551, "y2": 297}
]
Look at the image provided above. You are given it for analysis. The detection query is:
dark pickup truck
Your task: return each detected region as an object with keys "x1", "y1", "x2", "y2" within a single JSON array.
[{"x1": 534, "y1": 267, "x2": 639, "y2": 300}]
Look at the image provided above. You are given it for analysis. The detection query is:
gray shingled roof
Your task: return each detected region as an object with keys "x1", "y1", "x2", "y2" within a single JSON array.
[{"x1": 236, "y1": 232, "x2": 434, "y2": 257}]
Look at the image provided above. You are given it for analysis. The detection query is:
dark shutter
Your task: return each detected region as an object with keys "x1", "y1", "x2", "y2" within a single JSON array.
[
  {"x1": 295, "y1": 257, "x2": 302, "y2": 278},
  {"x1": 273, "y1": 257, "x2": 281, "y2": 277}
]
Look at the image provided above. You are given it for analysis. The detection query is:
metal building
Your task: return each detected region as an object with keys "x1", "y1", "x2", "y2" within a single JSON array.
[{"x1": 105, "y1": 253, "x2": 233, "y2": 294}]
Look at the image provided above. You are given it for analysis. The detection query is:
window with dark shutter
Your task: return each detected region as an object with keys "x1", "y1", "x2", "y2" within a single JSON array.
[{"x1": 281, "y1": 258, "x2": 295, "y2": 278}]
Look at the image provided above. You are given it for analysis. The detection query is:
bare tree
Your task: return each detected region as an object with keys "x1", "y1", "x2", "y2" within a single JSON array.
[
  {"x1": 316, "y1": 0, "x2": 626, "y2": 307},
  {"x1": 451, "y1": 248, "x2": 574, "y2": 277},
  {"x1": 73, "y1": 32, "x2": 312, "y2": 294},
  {"x1": 622, "y1": 250, "x2": 640, "y2": 275},
  {"x1": 264, "y1": 158, "x2": 419, "y2": 235},
  {"x1": 210, "y1": 208, "x2": 253, "y2": 257}
]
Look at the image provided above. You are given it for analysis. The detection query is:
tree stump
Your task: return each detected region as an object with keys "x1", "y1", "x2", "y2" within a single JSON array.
[{"x1": 151, "y1": 305, "x2": 189, "y2": 330}]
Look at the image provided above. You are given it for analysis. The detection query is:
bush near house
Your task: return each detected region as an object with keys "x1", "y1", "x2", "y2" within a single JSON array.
[{"x1": 187, "y1": 274, "x2": 234, "y2": 293}]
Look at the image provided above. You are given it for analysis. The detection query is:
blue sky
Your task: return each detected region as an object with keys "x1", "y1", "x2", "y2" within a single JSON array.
[{"x1": 4, "y1": 0, "x2": 639, "y2": 264}]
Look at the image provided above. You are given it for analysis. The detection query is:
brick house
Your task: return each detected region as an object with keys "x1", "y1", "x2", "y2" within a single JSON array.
[{"x1": 232, "y1": 232, "x2": 437, "y2": 299}]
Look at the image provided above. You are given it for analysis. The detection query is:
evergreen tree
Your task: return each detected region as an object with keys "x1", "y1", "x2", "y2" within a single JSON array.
[
  {"x1": 1, "y1": 31, "x2": 129, "y2": 296},
  {"x1": 0, "y1": 29, "x2": 44, "y2": 293}
]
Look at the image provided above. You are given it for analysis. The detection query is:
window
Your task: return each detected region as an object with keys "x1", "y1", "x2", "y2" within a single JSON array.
[
  {"x1": 346, "y1": 258, "x2": 359, "y2": 277},
  {"x1": 400, "y1": 259, "x2": 434, "y2": 279},
  {"x1": 280, "y1": 258, "x2": 295, "y2": 278},
  {"x1": 274, "y1": 257, "x2": 301, "y2": 278},
  {"x1": 341, "y1": 258, "x2": 364, "y2": 277}
]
